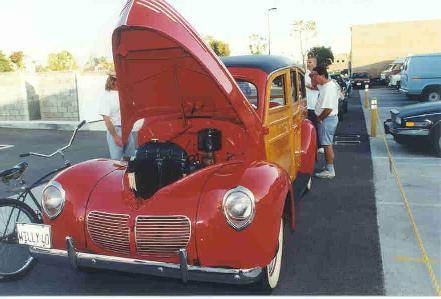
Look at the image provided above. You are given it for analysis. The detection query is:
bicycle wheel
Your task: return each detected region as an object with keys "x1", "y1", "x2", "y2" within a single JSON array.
[{"x1": 0, "y1": 198, "x2": 40, "y2": 280}]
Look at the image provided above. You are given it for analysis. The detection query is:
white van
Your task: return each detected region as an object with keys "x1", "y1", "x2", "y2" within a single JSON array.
[{"x1": 400, "y1": 53, "x2": 441, "y2": 102}]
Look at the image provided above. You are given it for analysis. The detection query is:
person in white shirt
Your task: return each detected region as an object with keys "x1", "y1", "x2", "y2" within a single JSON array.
[
  {"x1": 98, "y1": 73, "x2": 136, "y2": 160},
  {"x1": 310, "y1": 66, "x2": 340, "y2": 179},
  {"x1": 305, "y1": 57, "x2": 320, "y2": 117}
]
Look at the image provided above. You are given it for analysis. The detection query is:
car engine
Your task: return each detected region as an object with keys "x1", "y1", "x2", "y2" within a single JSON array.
[{"x1": 127, "y1": 128, "x2": 222, "y2": 199}]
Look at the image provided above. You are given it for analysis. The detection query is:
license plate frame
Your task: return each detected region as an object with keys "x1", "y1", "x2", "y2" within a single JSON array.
[{"x1": 16, "y1": 223, "x2": 52, "y2": 249}]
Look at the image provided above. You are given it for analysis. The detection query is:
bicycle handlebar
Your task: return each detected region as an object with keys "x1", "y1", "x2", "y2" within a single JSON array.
[
  {"x1": 77, "y1": 120, "x2": 86, "y2": 130},
  {"x1": 20, "y1": 120, "x2": 87, "y2": 159}
]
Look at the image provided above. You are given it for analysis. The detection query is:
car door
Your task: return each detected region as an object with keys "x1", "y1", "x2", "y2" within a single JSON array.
[
  {"x1": 287, "y1": 69, "x2": 301, "y2": 178},
  {"x1": 263, "y1": 69, "x2": 296, "y2": 180}
]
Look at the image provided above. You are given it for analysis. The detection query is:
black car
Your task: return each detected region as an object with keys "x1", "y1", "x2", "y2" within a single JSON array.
[
  {"x1": 384, "y1": 102, "x2": 441, "y2": 156},
  {"x1": 351, "y1": 72, "x2": 370, "y2": 89}
]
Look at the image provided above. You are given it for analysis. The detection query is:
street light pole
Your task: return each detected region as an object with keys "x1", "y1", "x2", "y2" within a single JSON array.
[{"x1": 267, "y1": 7, "x2": 277, "y2": 55}]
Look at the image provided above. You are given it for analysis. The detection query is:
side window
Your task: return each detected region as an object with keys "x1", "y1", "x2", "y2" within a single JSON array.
[
  {"x1": 298, "y1": 73, "x2": 306, "y2": 99},
  {"x1": 269, "y1": 74, "x2": 286, "y2": 108},
  {"x1": 290, "y1": 71, "x2": 298, "y2": 103},
  {"x1": 236, "y1": 80, "x2": 258, "y2": 109}
]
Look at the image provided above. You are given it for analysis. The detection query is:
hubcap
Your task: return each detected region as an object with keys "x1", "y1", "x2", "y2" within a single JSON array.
[{"x1": 428, "y1": 92, "x2": 441, "y2": 102}]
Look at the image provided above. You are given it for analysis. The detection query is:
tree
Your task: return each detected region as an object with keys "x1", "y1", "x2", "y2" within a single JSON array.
[
  {"x1": 248, "y1": 34, "x2": 267, "y2": 55},
  {"x1": 308, "y1": 46, "x2": 334, "y2": 68},
  {"x1": 0, "y1": 51, "x2": 14, "y2": 72},
  {"x1": 9, "y1": 51, "x2": 25, "y2": 69},
  {"x1": 204, "y1": 36, "x2": 231, "y2": 57},
  {"x1": 84, "y1": 56, "x2": 114, "y2": 71},
  {"x1": 35, "y1": 64, "x2": 48, "y2": 72},
  {"x1": 290, "y1": 20, "x2": 317, "y2": 67},
  {"x1": 47, "y1": 51, "x2": 77, "y2": 71}
]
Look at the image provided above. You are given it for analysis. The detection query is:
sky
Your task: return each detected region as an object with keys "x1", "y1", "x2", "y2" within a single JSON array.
[{"x1": 1, "y1": 0, "x2": 440, "y2": 66}]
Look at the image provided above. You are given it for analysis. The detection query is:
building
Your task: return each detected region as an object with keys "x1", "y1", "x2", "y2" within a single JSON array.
[
  {"x1": 350, "y1": 19, "x2": 441, "y2": 79},
  {"x1": 329, "y1": 53, "x2": 349, "y2": 72}
]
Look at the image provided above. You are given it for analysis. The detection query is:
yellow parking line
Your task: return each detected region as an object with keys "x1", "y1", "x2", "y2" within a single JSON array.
[
  {"x1": 376, "y1": 109, "x2": 441, "y2": 296},
  {"x1": 395, "y1": 256, "x2": 441, "y2": 264}
]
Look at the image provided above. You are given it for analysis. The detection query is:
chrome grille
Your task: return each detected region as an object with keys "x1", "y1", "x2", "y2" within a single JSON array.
[
  {"x1": 135, "y1": 216, "x2": 191, "y2": 257},
  {"x1": 87, "y1": 211, "x2": 130, "y2": 255}
]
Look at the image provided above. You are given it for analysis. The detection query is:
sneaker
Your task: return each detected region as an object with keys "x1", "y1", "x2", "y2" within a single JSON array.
[
  {"x1": 314, "y1": 170, "x2": 335, "y2": 179},
  {"x1": 317, "y1": 148, "x2": 324, "y2": 154}
]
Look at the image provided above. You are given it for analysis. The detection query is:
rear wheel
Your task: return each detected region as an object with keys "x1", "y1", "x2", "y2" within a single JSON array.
[
  {"x1": 258, "y1": 218, "x2": 284, "y2": 291},
  {"x1": 424, "y1": 87, "x2": 441, "y2": 102},
  {"x1": 0, "y1": 198, "x2": 39, "y2": 281}
]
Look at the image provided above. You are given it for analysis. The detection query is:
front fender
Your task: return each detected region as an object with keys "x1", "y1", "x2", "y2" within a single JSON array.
[
  {"x1": 195, "y1": 161, "x2": 291, "y2": 269},
  {"x1": 43, "y1": 159, "x2": 119, "y2": 251}
]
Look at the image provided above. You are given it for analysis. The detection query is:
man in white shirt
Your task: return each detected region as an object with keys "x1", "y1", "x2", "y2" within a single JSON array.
[
  {"x1": 310, "y1": 66, "x2": 340, "y2": 179},
  {"x1": 98, "y1": 74, "x2": 136, "y2": 160}
]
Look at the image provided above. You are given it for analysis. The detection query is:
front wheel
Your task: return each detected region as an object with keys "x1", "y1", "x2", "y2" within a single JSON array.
[
  {"x1": 0, "y1": 198, "x2": 39, "y2": 281},
  {"x1": 258, "y1": 218, "x2": 284, "y2": 291}
]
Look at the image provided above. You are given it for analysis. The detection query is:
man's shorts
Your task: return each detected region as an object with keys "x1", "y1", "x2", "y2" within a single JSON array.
[{"x1": 318, "y1": 115, "x2": 339, "y2": 146}]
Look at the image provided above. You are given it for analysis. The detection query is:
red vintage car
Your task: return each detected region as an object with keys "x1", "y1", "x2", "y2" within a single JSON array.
[{"x1": 25, "y1": 0, "x2": 316, "y2": 290}]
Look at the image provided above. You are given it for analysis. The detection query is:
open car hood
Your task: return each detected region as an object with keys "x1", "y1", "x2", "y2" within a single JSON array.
[{"x1": 113, "y1": 0, "x2": 261, "y2": 144}]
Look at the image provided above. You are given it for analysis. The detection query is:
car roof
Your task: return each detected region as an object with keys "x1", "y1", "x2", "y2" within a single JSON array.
[
  {"x1": 220, "y1": 55, "x2": 299, "y2": 74},
  {"x1": 408, "y1": 53, "x2": 441, "y2": 58}
]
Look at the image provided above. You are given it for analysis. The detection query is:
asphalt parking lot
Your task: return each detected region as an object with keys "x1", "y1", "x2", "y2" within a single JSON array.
[
  {"x1": 360, "y1": 87, "x2": 441, "y2": 296},
  {"x1": 0, "y1": 91, "x2": 386, "y2": 295}
]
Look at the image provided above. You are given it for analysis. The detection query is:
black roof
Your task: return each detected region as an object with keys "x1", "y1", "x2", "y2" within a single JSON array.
[{"x1": 220, "y1": 55, "x2": 297, "y2": 74}]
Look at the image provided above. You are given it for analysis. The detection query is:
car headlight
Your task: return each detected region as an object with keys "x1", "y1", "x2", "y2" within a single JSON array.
[
  {"x1": 42, "y1": 181, "x2": 66, "y2": 219},
  {"x1": 222, "y1": 186, "x2": 255, "y2": 231}
]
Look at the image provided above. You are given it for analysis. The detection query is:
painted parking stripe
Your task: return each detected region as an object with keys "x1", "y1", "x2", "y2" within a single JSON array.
[
  {"x1": 0, "y1": 145, "x2": 14, "y2": 150},
  {"x1": 395, "y1": 256, "x2": 441, "y2": 264},
  {"x1": 376, "y1": 110, "x2": 441, "y2": 296},
  {"x1": 379, "y1": 202, "x2": 441, "y2": 208}
]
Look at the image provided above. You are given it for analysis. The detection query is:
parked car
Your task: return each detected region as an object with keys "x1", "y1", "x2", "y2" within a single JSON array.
[
  {"x1": 22, "y1": 0, "x2": 317, "y2": 291},
  {"x1": 351, "y1": 72, "x2": 370, "y2": 89},
  {"x1": 384, "y1": 102, "x2": 441, "y2": 156},
  {"x1": 380, "y1": 64, "x2": 394, "y2": 84},
  {"x1": 381, "y1": 58, "x2": 404, "y2": 85},
  {"x1": 388, "y1": 72, "x2": 401, "y2": 89},
  {"x1": 400, "y1": 53, "x2": 441, "y2": 102}
]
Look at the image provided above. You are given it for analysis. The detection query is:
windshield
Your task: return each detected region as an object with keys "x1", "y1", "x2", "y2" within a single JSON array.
[
  {"x1": 236, "y1": 80, "x2": 258, "y2": 109},
  {"x1": 352, "y1": 73, "x2": 369, "y2": 78}
]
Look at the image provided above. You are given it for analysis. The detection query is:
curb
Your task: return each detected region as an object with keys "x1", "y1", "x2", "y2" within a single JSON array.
[{"x1": 0, "y1": 121, "x2": 106, "y2": 131}]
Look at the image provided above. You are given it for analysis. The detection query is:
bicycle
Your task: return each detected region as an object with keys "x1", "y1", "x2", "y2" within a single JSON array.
[{"x1": 0, "y1": 120, "x2": 86, "y2": 280}]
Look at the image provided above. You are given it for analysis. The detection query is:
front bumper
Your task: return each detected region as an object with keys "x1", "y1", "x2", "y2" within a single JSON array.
[
  {"x1": 29, "y1": 237, "x2": 262, "y2": 285},
  {"x1": 384, "y1": 119, "x2": 430, "y2": 136}
]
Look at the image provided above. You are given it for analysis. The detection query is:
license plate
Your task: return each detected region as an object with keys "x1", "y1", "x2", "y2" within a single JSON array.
[
  {"x1": 356, "y1": 82, "x2": 361, "y2": 85},
  {"x1": 16, "y1": 223, "x2": 51, "y2": 249}
]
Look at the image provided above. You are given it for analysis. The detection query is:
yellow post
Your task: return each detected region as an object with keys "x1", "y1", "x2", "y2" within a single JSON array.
[
  {"x1": 364, "y1": 85, "x2": 369, "y2": 108},
  {"x1": 371, "y1": 97, "x2": 377, "y2": 137}
]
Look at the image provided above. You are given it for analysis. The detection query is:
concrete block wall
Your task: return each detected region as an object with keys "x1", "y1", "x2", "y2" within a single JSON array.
[
  {"x1": 0, "y1": 73, "x2": 29, "y2": 121},
  {"x1": 37, "y1": 73, "x2": 79, "y2": 121},
  {"x1": 0, "y1": 72, "x2": 86, "y2": 122}
]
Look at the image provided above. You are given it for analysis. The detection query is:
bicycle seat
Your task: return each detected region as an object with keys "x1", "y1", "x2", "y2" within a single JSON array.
[{"x1": 0, "y1": 162, "x2": 28, "y2": 183}]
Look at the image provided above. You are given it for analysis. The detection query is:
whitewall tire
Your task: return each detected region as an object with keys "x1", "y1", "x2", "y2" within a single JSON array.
[
  {"x1": 260, "y1": 218, "x2": 284, "y2": 290},
  {"x1": 306, "y1": 177, "x2": 312, "y2": 191}
]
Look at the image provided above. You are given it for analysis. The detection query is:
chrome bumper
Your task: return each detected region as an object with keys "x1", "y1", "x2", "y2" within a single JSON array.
[
  {"x1": 384, "y1": 120, "x2": 429, "y2": 136},
  {"x1": 29, "y1": 237, "x2": 262, "y2": 285}
]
